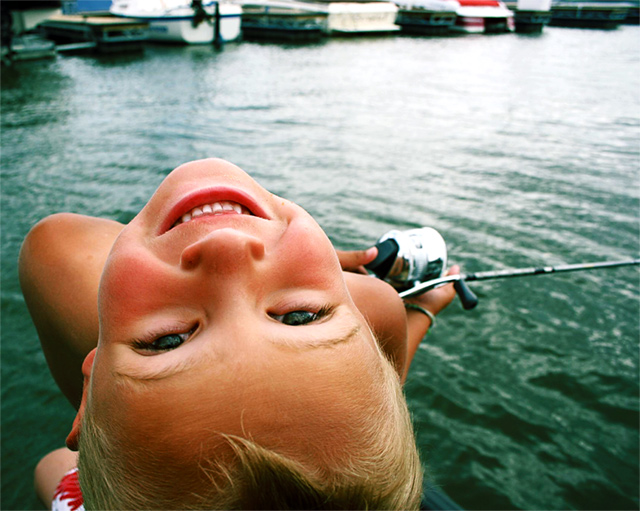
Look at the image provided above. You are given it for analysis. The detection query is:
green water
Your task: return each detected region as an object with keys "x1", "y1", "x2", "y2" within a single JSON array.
[{"x1": 2, "y1": 26, "x2": 639, "y2": 510}]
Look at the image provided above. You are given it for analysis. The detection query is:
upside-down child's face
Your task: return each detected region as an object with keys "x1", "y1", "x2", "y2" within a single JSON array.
[{"x1": 85, "y1": 159, "x2": 389, "y2": 477}]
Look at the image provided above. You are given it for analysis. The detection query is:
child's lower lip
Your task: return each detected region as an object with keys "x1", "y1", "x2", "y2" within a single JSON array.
[{"x1": 158, "y1": 187, "x2": 270, "y2": 235}]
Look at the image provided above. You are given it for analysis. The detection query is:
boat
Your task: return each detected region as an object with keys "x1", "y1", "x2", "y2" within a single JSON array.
[
  {"x1": 1, "y1": 0, "x2": 60, "y2": 63},
  {"x1": 394, "y1": 0, "x2": 459, "y2": 35},
  {"x1": 622, "y1": 0, "x2": 639, "y2": 21},
  {"x1": 452, "y1": 0, "x2": 514, "y2": 32},
  {"x1": 236, "y1": 0, "x2": 399, "y2": 38},
  {"x1": 549, "y1": 0, "x2": 631, "y2": 28},
  {"x1": 235, "y1": 0, "x2": 328, "y2": 40},
  {"x1": 323, "y1": 1, "x2": 400, "y2": 34},
  {"x1": 110, "y1": 0, "x2": 242, "y2": 44},
  {"x1": 504, "y1": 0, "x2": 552, "y2": 31}
]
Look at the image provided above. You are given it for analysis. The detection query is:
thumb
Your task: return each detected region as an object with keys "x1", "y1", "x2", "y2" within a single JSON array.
[
  {"x1": 337, "y1": 247, "x2": 378, "y2": 270},
  {"x1": 446, "y1": 264, "x2": 461, "y2": 276}
]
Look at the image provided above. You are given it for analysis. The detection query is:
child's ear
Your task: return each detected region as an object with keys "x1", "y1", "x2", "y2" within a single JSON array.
[{"x1": 66, "y1": 348, "x2": 97, "y2": 451}]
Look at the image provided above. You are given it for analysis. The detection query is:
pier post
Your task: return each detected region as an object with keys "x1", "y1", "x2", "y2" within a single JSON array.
[{"x1": 214, "y1": 1, "x2": 223, "y2": 47}]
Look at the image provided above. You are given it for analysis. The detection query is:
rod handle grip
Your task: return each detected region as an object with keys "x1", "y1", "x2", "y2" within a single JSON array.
[{"x1": 454, "y1": 279, "x2": 478, "y2": 310}]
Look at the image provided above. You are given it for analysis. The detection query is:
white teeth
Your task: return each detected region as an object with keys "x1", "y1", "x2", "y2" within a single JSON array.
[{"x1": 174, "y1": 200, "x2": 251, "y2": 227}]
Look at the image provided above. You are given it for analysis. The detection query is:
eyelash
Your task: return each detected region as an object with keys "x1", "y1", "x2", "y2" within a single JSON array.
[
  {"x1": 132, "y1": 326, "x2": 195, "y2": 352},
  {"x1": 270, "y1": 305, "x2": 334, "y2": 326}
]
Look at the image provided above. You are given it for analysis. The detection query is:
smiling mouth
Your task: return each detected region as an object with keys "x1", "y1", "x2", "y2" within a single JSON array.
[
  {"x1": 160, "y1": 186, "x2": 270, "y2": 235},
  {"x1": 172, "y1": 200, "x2": 253, "y2": 228}
]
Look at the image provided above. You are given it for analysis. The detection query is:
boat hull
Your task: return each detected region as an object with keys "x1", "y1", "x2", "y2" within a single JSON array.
[
  {"x1": 324, "y1": 2, "x2": 400, "y2": 34},
  {"x1": 237, "y1": 1, "x2": 399, "y2": 36},
  {"x1": 549, "y1": 2, "x2": 630, "y2": 28},
  {"x1": 511, "y1": 9, "x2": 552, "y2": 31},
  {"x1": 395, "y1": 9, "x2": 458, "y2": 34},
  {"x1": 145, "y1": 11, "x2": 242, "y2": 43},
  {"x1": 453, "y1": 13, "x2": 515, "y2": 31},
  {"x1": 502, "y1": 0, "x2": 551, "y2": 31},
  {"x1": 452, "y1": 0, "x2": 514, "y2": 32},
  {"x1": 239, "y1": 1, "x2": 327, "y2": 40},
  {"x1": 110, "y1": 1, "x2": 242, "y2": 43}
]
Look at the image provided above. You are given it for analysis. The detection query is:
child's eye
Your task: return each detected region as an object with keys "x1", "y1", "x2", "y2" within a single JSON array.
[
  {"x1": 133, "y1": 331, "x2": 191, "y2": 352},
  {"x1": 271, "y1": 306, "x2": 332, "y2": 326}
]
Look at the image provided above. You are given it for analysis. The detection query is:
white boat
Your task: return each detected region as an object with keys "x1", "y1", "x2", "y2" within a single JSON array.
[
  {"x1": 394, "y1": 0, "x2": 459, "y2": 34},
  {"x1": 452, "y1": 0, "x2": 514, "y2": 32},
  {"x1": 110, "y1": 0, "x2": 242, "y2": 43},
  {"x1": 323, "y1": 2, "x2": 400, "y2": 34}
]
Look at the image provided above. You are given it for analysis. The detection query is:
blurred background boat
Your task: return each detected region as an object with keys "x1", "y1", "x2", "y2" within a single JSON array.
[
  {"x1": 235, "y1": 0, "x2": 328, "y2": 40},
  {"x1": 549, "y1": 0, "x2": 632, "y2": 28},
  {"x1": 623, "y1": 0, "x2": 639, "y2": 21},
  {"x1": 110, "y1": 0, "x2": 242, "y2": 43},
  {"x1": 0, "y1": 0, "x2": 59, "y2": 62},
  {"x1": 504, "y1": 0, "x2": 552, "y2": 32},
  {"x1": 452, "y1": 0, "x2": 515, "y2": 32},
  {"x1": 236, "y1": 0, "x2": 400, "y2": 38},
  {"x1": 322, "y1": 1, "x2": 400, "y2": 34},
  {"x1": 394, "y1": 0, "x2": 459, "y2": 35}
]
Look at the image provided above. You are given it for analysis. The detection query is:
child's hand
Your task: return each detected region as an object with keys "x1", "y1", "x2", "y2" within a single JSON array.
[
  {"x1": 336, "y1": 247, "x2": 378, "y2": 275},
  {"x1": 405, "y1": 265, "x2": 460, "y2": 316}
]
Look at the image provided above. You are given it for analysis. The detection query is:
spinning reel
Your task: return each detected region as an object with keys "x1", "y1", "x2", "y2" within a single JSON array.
[{"x1": 364, "y1": 227, "x2": 478, "y2": 310}]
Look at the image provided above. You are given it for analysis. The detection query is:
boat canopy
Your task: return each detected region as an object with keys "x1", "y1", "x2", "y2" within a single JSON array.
[
  {"x1": 111, "y1": 0, "x2": 219, "y2": 18},
  {"x1": 394, "y1": 0, "x2": 460, "y2": 11},
  {"x1": 231, "y1": 0, "x2": 329, "y2": 12}
]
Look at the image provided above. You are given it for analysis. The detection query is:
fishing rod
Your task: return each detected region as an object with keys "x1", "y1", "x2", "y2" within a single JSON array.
[
  {"x1": 364, "y1": 227, "x2": 640, "y2": 310},
  {"x1": 398, "y1": 258, "x2": 640, "y2": 308}
]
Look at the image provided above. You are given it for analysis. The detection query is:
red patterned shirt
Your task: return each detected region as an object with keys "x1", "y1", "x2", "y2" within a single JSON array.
[{"x1": 52, "y1": 468, "x2": 84, "y2": 511}]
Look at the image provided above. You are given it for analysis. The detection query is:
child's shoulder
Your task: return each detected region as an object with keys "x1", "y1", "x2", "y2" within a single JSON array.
[
  {"x1": 34, "y1": 448, "x2": 80, "y2": 510},
  {"x1": 344, "y1": 272, "x2": 407, "y2": 376}
]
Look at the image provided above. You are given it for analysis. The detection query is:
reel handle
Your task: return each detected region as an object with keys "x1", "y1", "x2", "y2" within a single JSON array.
[
  {"x1": 453, "y1": 279, "x2": 478, "y2": 310},
  {"x1": 364, "y1": 238, "x2": 399, "y2": 279}
]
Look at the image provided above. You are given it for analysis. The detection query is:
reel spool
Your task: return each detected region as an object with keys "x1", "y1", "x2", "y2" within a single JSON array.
[{"x1": 365, "y1": 227, "x2": 478, "y2": 309}]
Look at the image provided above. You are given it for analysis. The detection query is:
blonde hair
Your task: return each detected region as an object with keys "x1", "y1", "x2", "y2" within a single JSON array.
[{"x1": 78, "y1": 354, "x2": 423, "y2": 510}]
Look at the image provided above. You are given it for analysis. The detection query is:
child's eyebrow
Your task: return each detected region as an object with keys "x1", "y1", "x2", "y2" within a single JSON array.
[
  {"x1": 114, "y1": 354, "x2": 201, "y2": 382},
  {"x1": 115, "y1": 324, "x2": 363, "y2": 383},
  {"x1": 273, "y1": 324, "x2": 362, "y2": 351}
]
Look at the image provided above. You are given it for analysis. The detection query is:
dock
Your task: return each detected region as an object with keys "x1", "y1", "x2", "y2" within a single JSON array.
[
  {"x1": 39, "y1": 14, "x2": 148, "y2": 53},
  {"x1": 549, "y1": 1, "x2": 630, "y2": 28}
]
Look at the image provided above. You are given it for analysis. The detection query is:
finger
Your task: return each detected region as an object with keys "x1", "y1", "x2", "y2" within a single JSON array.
[
  {"x1": 446, "y1": 264, "x2": 461, "y2": 276},
  {"x1": 338, "y1": 247, "x2": 378, "y2": 269}
]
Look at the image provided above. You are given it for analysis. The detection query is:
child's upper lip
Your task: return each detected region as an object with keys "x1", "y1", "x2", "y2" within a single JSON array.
[{"x1": 157, "y1": 186, "x2": 271, "y2": 235}]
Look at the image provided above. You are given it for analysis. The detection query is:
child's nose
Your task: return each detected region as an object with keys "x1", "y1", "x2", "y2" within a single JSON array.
[{"x1": 179, "y1": 228, "x2": 265, "y2": 273}]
